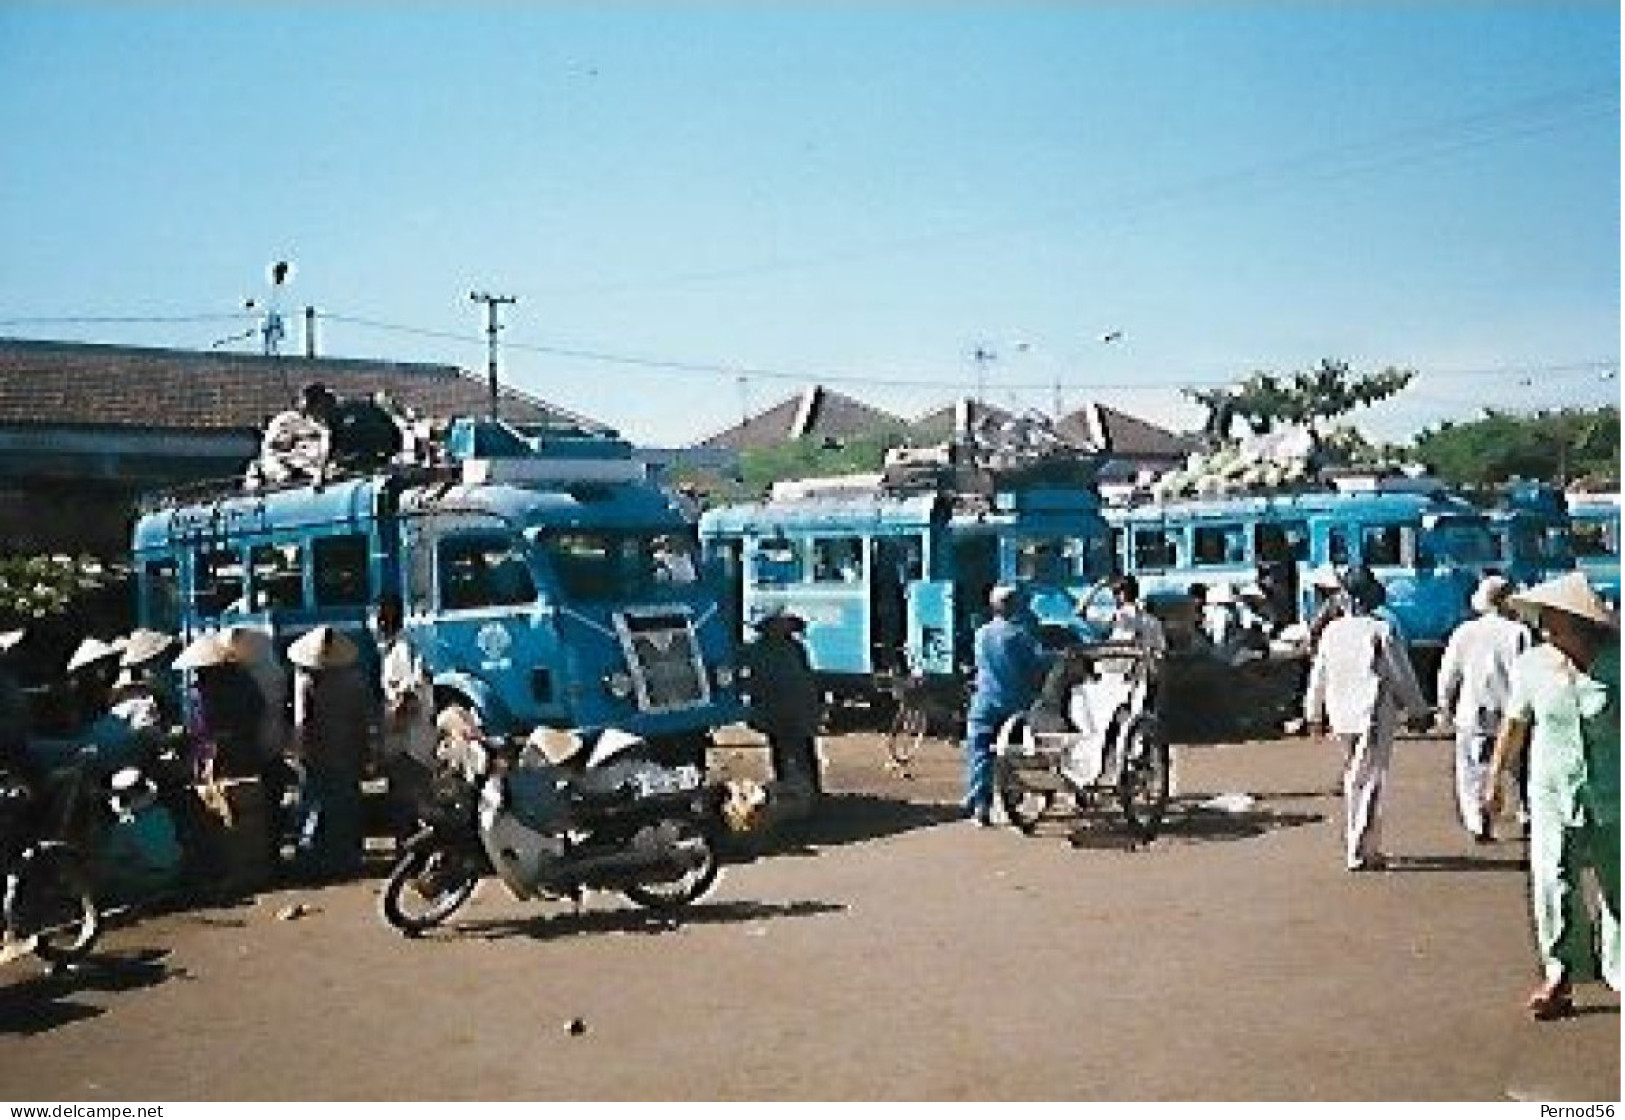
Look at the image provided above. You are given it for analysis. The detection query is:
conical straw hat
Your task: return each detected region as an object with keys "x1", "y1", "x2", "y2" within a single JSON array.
[
  {"x1": 120, "y1": 628, "x2": 177, "y2": 669},
  {"x1": 1509, "y1": 571, "x2": 1617, "y2": 629},
  {"x1": 172, "y1": 632, "x2": 234, "y2": 670},
  {"x1": 66, "y1": 637, "x2": 121, "y2": 675},
  {"x1": 286, "y1": 626, "x2": 358, "y2": 669}
]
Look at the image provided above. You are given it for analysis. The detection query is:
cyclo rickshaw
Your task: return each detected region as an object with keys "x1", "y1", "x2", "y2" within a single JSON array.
[{"x1": 991, "y1": 633, "x2": 1172, "y2": 841}]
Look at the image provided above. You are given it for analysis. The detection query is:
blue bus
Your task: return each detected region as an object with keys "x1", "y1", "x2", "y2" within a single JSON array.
[
  {"x1": 1487, "y1": 481, "x2": 1576, "y2": 589},
  {"x1": 1566, "y1": 490, "x2": 1620, "y2": 606},
  {"x1": 1101, "y1": 473, "x2": 1500, "y2": 653},
  {"x1": 131, "y1": 418, "x2": 742, "y2": 759},
  {"x1": 698, "y1": 465, "x2": 1114, "y2": 703}
]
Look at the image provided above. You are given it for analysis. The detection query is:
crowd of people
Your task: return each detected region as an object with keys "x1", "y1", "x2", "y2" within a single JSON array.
[
  {"x1": 0, "y1": 603, "x2": 440, "y2": 901},
  {"x1": 959, "y1": 565, "x2": 1619, "y2": 1022}
]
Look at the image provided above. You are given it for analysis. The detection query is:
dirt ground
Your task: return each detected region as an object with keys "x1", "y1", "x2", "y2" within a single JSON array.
[{"x1": 0, "y1": 727, "x2": 1618, "y2": 1102}]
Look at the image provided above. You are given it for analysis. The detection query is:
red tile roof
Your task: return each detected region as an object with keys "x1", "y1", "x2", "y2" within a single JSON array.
[{"x1": 0, "y1": 338, "x2": 606, "y2": 434}]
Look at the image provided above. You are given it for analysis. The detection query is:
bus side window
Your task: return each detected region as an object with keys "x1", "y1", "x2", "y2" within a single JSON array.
[
  {"x1": 438, "y1": 536, "x2": 535, "y2": 610},
  {"x1": 143, "y1": 559, "x2": 180, "y2": 632},
  {"x1": 195, "y1": 546, "x2": 246, "y2": 617},
  {"x1": 251, "y1": 542, "x2": 305, "y2": 611},
  {"x1": 751, "y1": 537, "x2": 803, "y2": 586},
  {"x1": 1133, "y1": 528, "x2": 1180, "y2": 571},
  {"x1": 812, "y1": 536, "x2": 864, "y2": 583},
  {"x1": 313, "y1": 535, "x2": 373, "y2": 608},
  {"x1": 1362, "y1": 525, "x2": 1404, "y2": 567},
  {"x1": 1272, "y1": 520, "x2": 1310, "y2": 562},
  {"x1": 1328, "y1": 528, "x2": 1350, "y2": 566},
  {"x1": 1194, "y1": 524, "x2": 1245, "y2": 566}
]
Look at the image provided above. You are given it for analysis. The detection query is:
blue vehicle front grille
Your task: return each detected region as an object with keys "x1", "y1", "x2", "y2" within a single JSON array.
[{"x1": 620, "y1": 612, "x2": 708, "y2": 712}]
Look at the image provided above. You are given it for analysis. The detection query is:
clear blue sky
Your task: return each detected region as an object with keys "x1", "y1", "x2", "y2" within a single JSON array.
[{"x1": 0, "y1": 2, "x2": 1617, "y2": 447}]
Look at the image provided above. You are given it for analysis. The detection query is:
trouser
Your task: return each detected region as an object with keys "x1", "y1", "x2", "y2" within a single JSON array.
[
  {"x1": 293, "y1": 761, "x2": 363, "y2": 878},
  {"x1": 1528, "y1": 795, "x2": 1620, "y2": 990},
  {"x1": 1336, "y1": 718, "x2": 1395, "y2": 868},
  {"x1": 768, "y1": 734, "x2": 822, "y2": 806},
  {"x1": 963, "y1": 722, "x2": 1000, "y2": 815},
  {"x1": 382, "y1": 753, "x2": 433, "y2": 840},
  {"x1": 1453, "y1": 727, "x2": 1495, "y2": 836}
]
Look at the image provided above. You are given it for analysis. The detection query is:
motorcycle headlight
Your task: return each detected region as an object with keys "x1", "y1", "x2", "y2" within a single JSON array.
[
  {"x1": 714, "y1": 663, "x2": 736, "y2": 689},
  {"x1": 603, "y1": 670, "x2": 635, "y2": 700}
]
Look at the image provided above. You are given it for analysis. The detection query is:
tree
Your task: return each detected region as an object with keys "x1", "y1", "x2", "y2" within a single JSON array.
[
  {"x1": 1185, "y1": 359, "x2": 1414, "y2": 444},
  {"x1": 675, "y1": 427, "x2": 912, "y2": 505},
  {"x1": 1409, "y1": 407, "x2": 1619, "y2": 489}
]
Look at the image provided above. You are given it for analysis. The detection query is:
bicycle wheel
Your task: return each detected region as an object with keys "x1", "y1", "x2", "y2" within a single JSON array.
[
  {"x1": 1117, "y1": 714, "x2": 1171, "y2": 841},
  {"x1": 885, "y1": 702, "x2": 928, "y2": 767},
  {"x1": 7, "y1": 842, "x2": 100, "y2": 965},
  {"x1": 995, "y1": 756, "x2": 1052, "y2": 834}
]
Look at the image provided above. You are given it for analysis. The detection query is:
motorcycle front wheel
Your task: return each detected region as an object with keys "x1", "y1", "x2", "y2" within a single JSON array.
[
  {"x1": 7, "y1": 842, "x2": 100, "y2": 965},
  {"x1": 379, "y1": 837, "x2": 479, "y2": 936},
  {"x1": 622, "y1": 818, "x2": 719, "y2": 912}
]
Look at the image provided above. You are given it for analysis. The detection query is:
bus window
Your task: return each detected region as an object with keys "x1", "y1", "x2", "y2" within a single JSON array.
[
  {"x1": 1573, "y1": 521, "x2": 1615, "y2": 558},
  {"x1": 195, "y1": 546, "x2": 246, "y2": 617},
  {"x1": 1133, "y1": 528, "x2": 1181, "y2": 571},
  {"x1": 251, "y1": 542, "x2": 304, "y2": 611},
  {"x1": 811, "y1": 537, "x2": 865, "y2": 583},
  {"x1": 1361, "y1": 525, "x2": 1407, "y2": 567},
  {"x1": 143, "y1": 559, "x2": 180, "y2": 632},
  {"x1": 313, "y1": 535, "x2": 373, "y2": 608},
  {"x1": 1328, "y1": 527, "x2": 1350, "y2": 566},
  {"x1": 751, "y1": 537, "x2": 804, "y2": 586},
  {"x1": 1427, "y1": 517, "x2": 1499, "y2": 565},
  {"x1": 1257, "y1": 521, "x2": 1309, "y2": 563},
  {"x1": 439, "y1": 535, "x2": 535, "y2": 609},
  {"x1": 1193, "y1": 524, "x2": 1246, "y2": 566},
  {"x1": 1015, "y1": 538, "x2": 1069, "y2": 582}
]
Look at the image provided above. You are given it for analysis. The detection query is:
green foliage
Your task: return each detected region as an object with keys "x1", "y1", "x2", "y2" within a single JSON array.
[
  {"x1": 1187, "y1": 359, "x2": 1415, "y2": 436},
  {"x1": 1409, "y1": 407, "x2": 1619, "y2": 489},
  {"x1": 0, "y1": 553, "x2": 122, "y2": 627},
  {"x1": 704, "y1": 428, "x2": 911, "y2": 502}
]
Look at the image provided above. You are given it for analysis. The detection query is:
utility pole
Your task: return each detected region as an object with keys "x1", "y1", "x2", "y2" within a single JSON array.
[
  {"x1": 470, "y1": 290, "x2": 518, "y2": 420},
  {"x1": 972, "y1": 345, "x2": 996, "y2": 405}
]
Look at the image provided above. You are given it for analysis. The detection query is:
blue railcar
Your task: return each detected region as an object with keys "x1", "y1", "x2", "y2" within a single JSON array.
[
  {"x1": 698, "y1": 467, "x2": 1114, "y2": 702},
  {"x1": 1101, "y1": 474, "x2": 1500, "y2": 651},
  {"x1": 131, "y1": 418, "x2": 742, "y2": 757},
  {"x1": 1566, "y1": 490, "x2": 1620, "y2": 606}
]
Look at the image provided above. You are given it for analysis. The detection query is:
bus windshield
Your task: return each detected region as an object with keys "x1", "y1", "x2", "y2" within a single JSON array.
[
  {"x1": 1425, "y1": 517, "x2": 1499, "y2": 564},
  {"x1": 1013, "y1": 536, "x2": 1107, "y2": 584},
  {"x1": 531, "y1": 529, "x2": 700, "y2": 601}
]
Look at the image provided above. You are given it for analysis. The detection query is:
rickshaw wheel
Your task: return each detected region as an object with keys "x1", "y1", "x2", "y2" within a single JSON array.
[
  {"x1": 1117, "y1": 713, "x2": 1170, "y2": 841},
  {"x1": 995, "y1": 757, "x2": 1051, "y2": 835}
]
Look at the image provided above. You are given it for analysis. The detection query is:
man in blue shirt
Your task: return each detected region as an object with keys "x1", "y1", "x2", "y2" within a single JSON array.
[{"x1": 964, "y1": 585, "x2": 1053, "y2": 826}]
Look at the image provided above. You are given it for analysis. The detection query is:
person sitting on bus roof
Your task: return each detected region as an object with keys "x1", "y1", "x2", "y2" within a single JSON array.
[{"x1": 252, "y1": 382, "x2": 337, "y2": 487}]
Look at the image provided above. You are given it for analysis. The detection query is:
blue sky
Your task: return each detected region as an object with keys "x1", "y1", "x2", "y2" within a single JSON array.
[{"x1": 0, "y1": 2, "x2": 1617, "y2": 447}]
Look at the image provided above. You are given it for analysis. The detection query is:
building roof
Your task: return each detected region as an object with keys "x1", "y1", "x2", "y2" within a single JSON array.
[
  {"x1": 695, "y1": 384, "x2": 904, "y2": 451},
  {"x1": 1056, "y1": 402, "x2": 1197, "y2": 460},
  {"x1": 0, "y1": 337, "x2": 607, "y2": 435}
]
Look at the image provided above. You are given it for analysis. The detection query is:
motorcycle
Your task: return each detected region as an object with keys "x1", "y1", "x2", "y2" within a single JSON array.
[
  {"x1": 0, "y1": 760, "x2": 100, "y2": 969},
  {"x1": 379, "y1": 725, "x2": 726, "y2": 937}
]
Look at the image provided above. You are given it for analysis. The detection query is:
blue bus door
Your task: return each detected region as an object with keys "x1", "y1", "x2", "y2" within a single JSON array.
[{"x1": 907, "y1": 580, "x2": 956, "y2": 677}]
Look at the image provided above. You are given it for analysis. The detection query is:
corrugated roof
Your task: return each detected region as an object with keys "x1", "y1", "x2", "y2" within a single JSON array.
[{"x1": 0, "y1": 337, "x2": 608, "y2": 434}]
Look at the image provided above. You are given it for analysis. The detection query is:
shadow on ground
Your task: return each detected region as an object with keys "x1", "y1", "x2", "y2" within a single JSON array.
[
  {"x1": 1004, "y1": 793, "x2": 1325, "y2": 850},
  {"x1": 0, "y1": 947, "x2": 186, "y2": 1037},
  {"x1": 723, "y1": 792, "x2": 964, "y2": 861},
  {"x1": 454, "y1": 897, "x2": 847, "y2": 943}
]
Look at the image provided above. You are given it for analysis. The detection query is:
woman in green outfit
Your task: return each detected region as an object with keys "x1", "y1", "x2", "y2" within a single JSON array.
[{"x1": 1486, "y1": 572, "x2": 1619, "y2": 1021}]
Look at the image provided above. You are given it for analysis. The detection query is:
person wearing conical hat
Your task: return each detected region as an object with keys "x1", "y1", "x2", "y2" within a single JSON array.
[
  {"x1": 287, "y1": 626, "x2": 368, "y2": 880},
  {"x1": 110, "y1": 628, "x2": 181, "y2": 733},
  {"x1": 0, "y1": 626, "x2": 34, "y2": 793},
  {"x1": 1485, "y1": 571, "x2": 1619, "y2": 1020},
  {"x1": 1435, "y1": 576, "x2": 1531, "y2": 843}
]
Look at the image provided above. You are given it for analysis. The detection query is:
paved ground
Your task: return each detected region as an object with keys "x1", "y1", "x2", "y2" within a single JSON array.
[{"x1": 0, "y1": 728, "x2": 1617, "y2": 1102}]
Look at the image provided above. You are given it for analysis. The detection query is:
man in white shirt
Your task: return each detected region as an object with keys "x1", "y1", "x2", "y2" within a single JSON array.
[
  {"x1": 1305, "y1": 566, "x2": 1430, "y2": 871},
  {"x1": 1436, "y1": 575, "x2": 1531, "y2": 842}
]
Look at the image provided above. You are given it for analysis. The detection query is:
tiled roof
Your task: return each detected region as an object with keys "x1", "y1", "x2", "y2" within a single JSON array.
[
  {"x1": 696, "y1": 385, "x2": 904, "y2": 450},
  {"x1": 1056, "y1": 402, "x2": 1196, "y2": 459},
  {"x1": 0, "y1": 338, "x2": 607, "y2": 435}
]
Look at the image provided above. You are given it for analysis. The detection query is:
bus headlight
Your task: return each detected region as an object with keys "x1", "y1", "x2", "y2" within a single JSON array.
[
  {"x1": 603, "y1": 671, "x2": 635, "y2": 700},
  {"x1": 714, "y1": 663, "x2": 736, "y2": 689}
]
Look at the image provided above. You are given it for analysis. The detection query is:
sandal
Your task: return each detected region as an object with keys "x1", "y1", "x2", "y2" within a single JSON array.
[{"x1": 1527, "y1": 983, "x2": 1574, "y2": 1021}]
